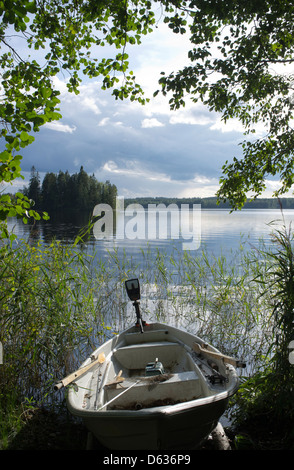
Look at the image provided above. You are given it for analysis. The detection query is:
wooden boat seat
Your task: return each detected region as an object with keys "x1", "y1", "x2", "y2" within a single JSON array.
[{"x1": 113, "y1": 341, "x2": 184, "y2": 370}]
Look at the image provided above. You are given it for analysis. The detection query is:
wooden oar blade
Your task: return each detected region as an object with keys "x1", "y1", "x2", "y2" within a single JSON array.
[{"x1": 193, "y1": 342, "x2": 246, "y2": 368}]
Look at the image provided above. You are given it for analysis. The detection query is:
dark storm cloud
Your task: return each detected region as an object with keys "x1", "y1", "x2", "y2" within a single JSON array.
[{"x1": 17, "y1": 76, "x2": 243, "y2": 198}]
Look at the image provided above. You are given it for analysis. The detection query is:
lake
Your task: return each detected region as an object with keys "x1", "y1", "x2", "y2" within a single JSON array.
[{"x1": 7, "y1": 207, "x2": 294, "y2": 264}]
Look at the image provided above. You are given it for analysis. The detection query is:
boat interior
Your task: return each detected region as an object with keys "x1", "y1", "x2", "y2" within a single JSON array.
[
  {"x1": 92, "y1": 328, "x2": 220, "y2": 411},
  {"x1": 76, "y1": 280, "x2": 234, "y2": 413}
]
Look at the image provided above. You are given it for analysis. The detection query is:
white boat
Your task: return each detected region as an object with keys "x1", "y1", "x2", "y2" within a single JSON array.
[{"x1": 62, "y1": 279, "x2": 244, "y2": 450}]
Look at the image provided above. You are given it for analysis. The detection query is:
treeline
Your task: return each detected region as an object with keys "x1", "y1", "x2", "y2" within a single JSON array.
[
  {"x1": 23, "y1": 166, "x2": 117, "y2": 215},
  {"x1": 124, "y1": 196, "x2": 294, "y2": 209}
]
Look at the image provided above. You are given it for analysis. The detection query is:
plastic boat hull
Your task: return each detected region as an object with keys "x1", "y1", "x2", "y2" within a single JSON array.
[{"x1": 67, "y1": 322, "x2": 239, "y2": 450}]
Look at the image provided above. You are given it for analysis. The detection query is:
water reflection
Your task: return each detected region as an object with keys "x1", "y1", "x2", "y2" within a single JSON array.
[{"x1": 7, "y1": 208, "x2": 294, "y2": 262}]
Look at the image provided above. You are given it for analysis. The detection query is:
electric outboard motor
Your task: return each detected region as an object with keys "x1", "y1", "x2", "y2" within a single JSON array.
[{"x1": 125, "y1": 278, "x2": 145, "y2": 333}]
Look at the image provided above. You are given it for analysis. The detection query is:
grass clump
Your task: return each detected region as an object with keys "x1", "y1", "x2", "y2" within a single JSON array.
[{"x1": 231, "y1": 222, "x2": 294, "y2": 449}]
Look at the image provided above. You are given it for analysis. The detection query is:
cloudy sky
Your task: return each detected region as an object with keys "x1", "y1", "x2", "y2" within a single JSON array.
[{"x1": 8, "y1": 21, "x2": 279, "y2": 199}]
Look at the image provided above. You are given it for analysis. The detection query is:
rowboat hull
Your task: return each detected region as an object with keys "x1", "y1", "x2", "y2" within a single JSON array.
[
  {"x1": 83, "y1": 392, "x2": 230, "y2": 450},
  {"x1": 67, "y1": 322, "x2": 239, "y2": 450}
]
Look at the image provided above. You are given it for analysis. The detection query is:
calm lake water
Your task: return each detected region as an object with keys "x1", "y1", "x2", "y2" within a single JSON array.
[{"x1": 7, "y1": 208, "x2": 294, "y2": 264}]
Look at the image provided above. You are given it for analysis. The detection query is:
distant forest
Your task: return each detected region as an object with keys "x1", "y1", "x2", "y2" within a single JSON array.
[
  {"x1": 124, "y1": 196, "x2": 294, "y2": 210},
  {"x1": 21, "y1": 166, "x2": 294, "y2": 217},
  {"x1": 23, "y1": 166, "x2": 117, "y2": 215}
]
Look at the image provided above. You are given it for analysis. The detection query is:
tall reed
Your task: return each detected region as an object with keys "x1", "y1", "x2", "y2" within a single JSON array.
[
  {"x1": 232, "y1": 220, "x2": 294, "y2": 430},
  {"x1": 0, "y1": 240, "x2": 108, "y2": 407}
]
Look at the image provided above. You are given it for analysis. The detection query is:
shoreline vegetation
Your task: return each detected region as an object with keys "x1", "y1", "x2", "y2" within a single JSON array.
[
  {"x1": 6, "y1": 174, "x2": 294, "y2": 216},
  {"x1": 124, "y1": 196, "x2": 294, "y2": 210},
  {"x1": 1, "y1": 218, "x2": 294, "y2": 450},
  {"x1": 22, "y1": 166, "x2": 118, "y2": 215}
]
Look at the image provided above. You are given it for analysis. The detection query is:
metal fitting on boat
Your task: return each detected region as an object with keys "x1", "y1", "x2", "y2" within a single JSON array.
[{"x1": 145, "y1": 358, "x2": 165, "y2": 376}]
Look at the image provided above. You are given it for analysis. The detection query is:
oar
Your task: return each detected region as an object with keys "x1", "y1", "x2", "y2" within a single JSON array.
[
  {"x1": 96, "y1": 380, "x2": 140, "y2": 411},
  {"x1": 54, "y1": 352, "x2": 106, "y2": 390},
  {"x1": 193, "y1": 342, "x2": 246, "y2": 368}
]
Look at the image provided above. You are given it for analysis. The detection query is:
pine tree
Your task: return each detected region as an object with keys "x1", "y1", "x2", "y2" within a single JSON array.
[{"x1": 36, "y1": 167, "x2": 117, "y2": 215}]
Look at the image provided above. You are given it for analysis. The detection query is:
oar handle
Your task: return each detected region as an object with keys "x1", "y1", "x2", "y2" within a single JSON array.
[{"x1": 54, "y1": 352, "x2": 105, "y2": 390}]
